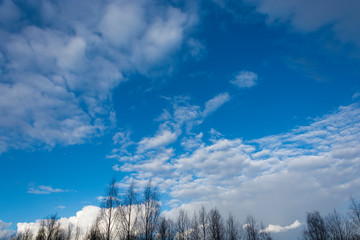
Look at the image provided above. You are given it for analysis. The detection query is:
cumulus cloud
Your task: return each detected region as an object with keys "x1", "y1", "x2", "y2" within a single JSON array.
[
  {"x1": 230, "y1": 71, "x2": 258, "y2": 88},
  {"x1": 17, "y1": 205, "x2": 100, "y2": 238},
  {"x1": 27, "y1": 185, "x2": 69, "y2": 194},
  {"x1": 0, "y1": 0, "x2": 198, "y2": 153},
  {"x1": 110, "y1": 102, "x2": 360, "y2": 229}
]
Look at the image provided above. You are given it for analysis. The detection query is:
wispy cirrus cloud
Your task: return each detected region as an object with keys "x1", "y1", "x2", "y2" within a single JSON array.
[
  {"x1": 27, "y1": 185, "x2": 71, "y2": 194},
  {"x1": 109, "y1": 93, "x2": 231, "y2": 163},
  {"x1": 202, "y1": 92, "x2": 230, "y2": 117},
  {"x1": 0, "y1": 0, "x2": 198, "y2": 154},
  {"x1": 242, "y1": 0, "x2": 360, "y2": 46},
  {"x1": 352, "y1": 91, "x2": 360, "y2": 100}
]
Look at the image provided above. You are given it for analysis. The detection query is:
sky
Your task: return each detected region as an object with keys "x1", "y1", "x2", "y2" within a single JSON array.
[{"x1": 0, "y1": 0, "x2": 360, "y2": 239}]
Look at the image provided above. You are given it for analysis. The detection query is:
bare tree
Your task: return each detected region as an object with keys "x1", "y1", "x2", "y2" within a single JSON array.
[
  {"x1": 47, "y1": 215, "x2": 65, "y2": 240},
  {"x1": 99, "y1": 178, "x2": 120, "y2": 240},
  {"x1": 303, "y1": 211, "x2": 328, "y2": 240},
  {"x1": 141, "y1": 180, "x2": 160, "y2": 240},
  {"x1": 168, "y1": 218, "x2": 177, "y2": 240},
  {"x1": 157, "y1": 217, "x2": 176, "y2": 240},
  {"x1": 177, "y1": 209, "x2": 190, "y2": 240},
  {"x1": 11, "y1": 229, "x2": 33, "y2": 240},
  {"x1": 258, "y1": 223, "x2": 271, "y2": 240},
  {"x1": 207, "y1": 208, "x2": 224, "y2": 240},
  {"x1": 225, "y1": 213, "x2": 240, "y2": 240},
  {"x1": 35, "y1": 222, "x2": 46, "y2": 240},
  {"x1": 119, "y1": 180, "x2": 139, "y2": 240},
  {"x1": 243, "y1": 216, "x2": 257, "y2": 240},
  {"x1": 158, "y1": 217, "x2": 169, "y2": 240},
  {"x1": 325, "y1": 209, "x2": 352, "y2": 240},
  {"x1": 86, "y1": 218, "x2": 104, "y2": 240},
  {"x1": 242, "y1": 216, "x2": 271, "y2": 240},
  {"x1": 44, "y1": 215, "x2": 59, "y2": 240},
  {"x1": 348, "y1": 197, "x2": 360, "y2": 238},
  {"x1": 199, "y1": 207, "x2": 207, "y2": 240},
  {"x1": 190, "y1": 212, "x2": 201, "y2": 240},
  {"x1": 33, "y1": 215, "x2": 65, "y2": 240}
]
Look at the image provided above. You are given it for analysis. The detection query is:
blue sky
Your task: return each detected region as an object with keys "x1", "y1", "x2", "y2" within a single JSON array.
[{"x1": 1, "y1": 0, "x2": 360, "y2": 239}]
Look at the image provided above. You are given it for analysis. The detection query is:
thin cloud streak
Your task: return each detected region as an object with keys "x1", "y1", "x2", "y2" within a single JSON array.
[
  {"x1": 27, "y1": 185, "x2": 70, "y2": 194},
  {"x1": 264, "y1": 220, "x2": 302, "y2": 233}
]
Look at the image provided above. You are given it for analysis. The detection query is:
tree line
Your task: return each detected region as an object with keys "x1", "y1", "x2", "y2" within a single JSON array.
[
  {"x1": 302, "y1": 197, "x2": 360, "y2": 240},
  {"x1": 9, "y1": 178, "x2": 360, "y2": 240}
]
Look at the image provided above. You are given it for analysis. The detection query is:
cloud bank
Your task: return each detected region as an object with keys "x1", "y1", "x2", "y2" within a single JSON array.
[{"x1": 110, "y1": 97, "x2": 360, "y2": 227}]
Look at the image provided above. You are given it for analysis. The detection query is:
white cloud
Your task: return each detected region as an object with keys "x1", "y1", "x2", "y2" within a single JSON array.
[
  {"x1": 0, "y1": 0, "x2": 198, "y2": 154},
  {"x1": 112, "y1": 130, "x2": 132, "y2": 146},
  {"x1": 187, "y1": 38, "x2": 206, "y2": 60},
  {"x1": 108, "y1": 130, "x2": 135, "y2": 156},
  {"x1": 131, "y1": 7, "x2": 190, "y2": 70},
  {"x1": 57, "y1": 37, "x2": 87, "y2": 70},
  {"x1": 352, "y1": 91, "x2": 360, "y2": 99},
  {"x1": 99, "y1": 2, "x2": 145, "y2": 49},
  {"x1": 138, "y1": 130, "x2": 178, "y2": 152},
  {"x1": 27, "y1": 185, "x2": 69, "y2": 194},
  {"x1": 0, "y1": 220, "x2": 13, "y2": 240},
  {"x1": 230, "y1": 71, "x2": 258, "y2": 88},
  {"x1": 244, "y1": 0, "x2": 360, "y2": 45},
  {"x1": 111, "y1": 102, "x2": 360, "y2": 229},
  {"x1": 0, "y1": 0, "x2": 21, "y2": 25},
  {"x1": 202, "y1": 93, "x2": 230, "y2": 117},
  {"x1": 17, "y1": 205, "x2": 100, "y2": 239},
  {"x1": 264, "y1": 220, "x2": 301, "y2": 233},
  {"x1": 110, "y1": 93, "x2": 231, "y2": 171},
  {"x1": 120, "y1": 148, "x2": 177, "y2": 179},
  {"x1": 181, "y1": 132, "x2": 203, "y2": 151}
]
